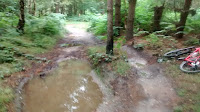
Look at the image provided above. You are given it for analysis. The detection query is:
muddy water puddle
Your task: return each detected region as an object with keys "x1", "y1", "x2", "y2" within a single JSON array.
[{"x1": 23, "y1": 60, "x2": 103, "y2": 112}]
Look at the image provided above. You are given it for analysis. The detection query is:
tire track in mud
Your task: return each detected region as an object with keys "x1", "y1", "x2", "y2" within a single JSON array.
[{"x1": 122, "y1": 46, "x2": 179, "y2": 112}]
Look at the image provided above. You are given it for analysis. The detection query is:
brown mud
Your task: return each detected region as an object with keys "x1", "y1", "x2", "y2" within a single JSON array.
[{"x1": 11, "y1": 23, "x2": 178, "y2": 112}]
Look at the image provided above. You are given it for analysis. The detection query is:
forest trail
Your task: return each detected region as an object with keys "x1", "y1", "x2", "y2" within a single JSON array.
[
  {"x1": 20, "y1": 23, "x2": 178, "y2": 112},
  {"x1": 122, "y1": 46, "x2": 179, "y2": 112}
]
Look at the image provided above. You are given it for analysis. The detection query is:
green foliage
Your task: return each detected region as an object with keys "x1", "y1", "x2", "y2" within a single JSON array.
[
  {"x1": 0, "y1": 37, "x2": 32, "y2": 47},
  {"x1": 134, "y1": 0, "x2": 154, "y2": 31},
  {"x1": 176, "y1": 88, "x2": 186, "y2": 97},
  {"x1": 173, "y1": 106, "x2": 183, "y2": 112},
  {"x1": 26, "y1": 14, "x2": 66, "y2": 36},
  {"x1": 87, "y1": 14, "x2": 107, "y2": 35},
  {"x1": 146, "y1": 33, "x2": 162, "y2": 48},
  {"x1": 112, "y1": 60, "x2": 131, "y2": 76},
  {"x1": 88, "y1": 46, "x2": 130, "y2": 76},
  {"x1": 134, "y1": 31, "x2": 150, "y2": 37},
  {"x1": 146, "y1": 34, "x2": 160, "y2": 44},
  {"x1": 186, "y1": 9, "x2": 200, "y2": 34},
  {"x1": 184, "y1": 37, "x2": 199, "y2": 46},
  {"x1": 89, "y1": 53, "x2": 114, "y2": 66},
  {"x1": 134, "y1": 43, "x2": 145, "y2": 50},
  {"x1": 0, "y1": 85, "x2": 14, "y2": 112},
  {"x1": 96, "y1": 36, "x2": 107, "y2": 41},
  {"x1": 31, "y1": 34, "x2": 57, "y2": 48},
  {"x1": 115, "y1": 36, "x2": 126, "y2": 49},
  {"x1": 0, "y1": 12, "x2": 19, "y2": 37},
  {"x1": 87, "y1": 46, "x2": 105, "y2": 55},
  {"x1": 0, "y1": 50, "x2": 15, "y2": 64}
]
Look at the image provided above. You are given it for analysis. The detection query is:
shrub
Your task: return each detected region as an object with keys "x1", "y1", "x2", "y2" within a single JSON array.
[
  {"x1": 88, "y1": 14, "x2": 107, "y2": 35},
  {"x1": 133, "y1": 43, "x2": 145, "y2": 50},
  {"x1": 31, "y1": 34, "x2": 57, "y2": 48},
  {"x1": 112, "y1": 60, "x2": 131, "y2": 76},
  {"x1": 25, "y1": 14, "x2": 66, "y2": 36},
  {"x1": 134, "y1": 0, "x2": 154, "y2": 31},
  {"x1": 0, "y1": 12, "x2": 19, "y2": 37},
  {"x1": 146, "y1": 33, "x2": 162, "y2": 48}
]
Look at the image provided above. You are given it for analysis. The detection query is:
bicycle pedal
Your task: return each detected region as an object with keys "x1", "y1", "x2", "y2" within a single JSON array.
[{"x1": 178, "y1": 57, "x2": 185, "y2": 60}]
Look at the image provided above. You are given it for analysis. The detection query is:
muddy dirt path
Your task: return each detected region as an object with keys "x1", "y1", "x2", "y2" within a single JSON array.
[
  {"x1": 16, "y1": 23, "x2": 178, "y2": 112},
  {"x1": 122, "y1": 46, "x2": 179, "y2": 112}
]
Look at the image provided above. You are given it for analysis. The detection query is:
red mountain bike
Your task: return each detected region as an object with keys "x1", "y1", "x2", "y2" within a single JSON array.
[{"x1": 164, "y1": 46, "x2": 200, "y2": 73}]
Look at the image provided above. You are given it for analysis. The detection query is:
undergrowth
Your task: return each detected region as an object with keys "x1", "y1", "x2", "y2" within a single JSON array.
[
  {"x1": 0, "y1": 84, "x2": 14, "y2": 112},
  {"x1": 87, "y1": 46, "x2": 130, "y2": 76}
]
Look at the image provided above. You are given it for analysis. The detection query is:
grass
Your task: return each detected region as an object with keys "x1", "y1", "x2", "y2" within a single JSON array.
[
  {"x1": 112, "y1": 60, "x2": 131, "y2": 76},
  {"x1": 165, "y1": 62, "x2": 200, "y2": 112},
  {"x1": 87, "y1": 46, "x2": 105, "y2": 55},
  {"x1": 0, "y1": 84, "x2": 14, "y2": 112}
]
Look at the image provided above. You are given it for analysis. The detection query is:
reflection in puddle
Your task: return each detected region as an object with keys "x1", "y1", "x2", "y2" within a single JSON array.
[{"x1": 23, "y1": 60, "x2": 103, "y2": 112}]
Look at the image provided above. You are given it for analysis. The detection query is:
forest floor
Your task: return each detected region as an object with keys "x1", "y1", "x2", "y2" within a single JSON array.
[{"x1": 6, "y1": 22, "x2": 199, "y2": 112}]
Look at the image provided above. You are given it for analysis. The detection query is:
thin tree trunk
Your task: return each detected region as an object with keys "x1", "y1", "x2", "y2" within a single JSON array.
[
  {"x1": 55, "y1": 2, "x2": 60, "y2": 13},
  {"x1": 153, "y1": 5, "x2": 164, "y2": 31},
  {"x1": 176, "y1": 0, "x2": 192, "y2": 38},
  {"x1": 123, "y1": 0, "x2": 127, "y2": 29},
  {"x1": 32, "y1": 0, "x2": 36, "y2": 16},
  {"x1": 68, "y1": 5, "x2": 73, "y2": 16},
  {"x1": 106, "y1": 0, "x2": 114, "y2": 55},
  {"x1": 28, "y1": 0, "x2": 32, "y2": 14},
  {"x1": 115, "y1": 0, "x2": 121, "y2": 36},
  {"x1": 17, "y1": 0, "x2": 25, "y2": 33},
  {"x1": 73, "y1": 3, "x2": 77, "y2": 15},
  {"x1": 61, "y1": 6, "x2": 65, "y2": 14},
  {"x1": 125, "y1": 0, "x2": 137, "y2": 41}
]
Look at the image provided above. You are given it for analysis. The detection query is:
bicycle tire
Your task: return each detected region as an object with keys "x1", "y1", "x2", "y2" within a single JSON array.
[
  {"x1": 164, "y1": 50, "x2": 180, "y2": 57},
  {"x1": 180, "y1": 61, "x2": 200, "y2": 73},
  {"x1": 164, "y1": 46, "x2": 194, "y2": 58}
]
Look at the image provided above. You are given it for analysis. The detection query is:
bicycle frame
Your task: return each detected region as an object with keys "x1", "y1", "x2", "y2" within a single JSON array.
[{"x1": 184, "y1": 47, "x2": 200, "y2": 64}]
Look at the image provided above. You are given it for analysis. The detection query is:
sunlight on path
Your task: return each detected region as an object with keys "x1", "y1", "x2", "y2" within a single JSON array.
[{"x1": 65, "y1": 23, "x2": 96, "y2": 45}]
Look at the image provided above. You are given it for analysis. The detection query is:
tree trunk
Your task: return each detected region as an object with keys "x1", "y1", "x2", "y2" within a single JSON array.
[
  {"x1": 32, "y1": 0, "x2": 36, "y2": 16},
  {"x1": 125, "y1": 0, "x2": 137, "y2": 41},
  {"x1": 73, "y1": 3, "x2": 77, "y2": 15},
  {"x1": 106, "y1": 0, "x2": 114, "y2": 55},
  {"x1": 28, "y1": 0, "x2": 32, "y2": 14},
  {"x1": 17, "y1": 0, "x2": 25, "y2": 33},
  {"x1": 122, "y1": 0, "x2": 127, "y2": 29},
  {"x1": 68, "y1": 5, "x2": 73, "y2": 16},
  {"x1": 153, "y1": 5, "x2": 164, "y2": 31},
  {"x1": 176, "y1": 0, "x2": 192, "y2": 38},
  {"x1": 55, "y1": 2, "x2": 60, "y2": 13},
  {"x1": 61, "y1": 6, "x2": 65, "y2": 14},
  {"x1": 115, "y1": 0, "x2": 121, "y2": 36}
]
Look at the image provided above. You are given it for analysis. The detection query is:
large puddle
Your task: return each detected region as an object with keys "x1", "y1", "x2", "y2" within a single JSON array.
[{"x1": 23, "y1": 60, "x2": 103, "y2": 112}]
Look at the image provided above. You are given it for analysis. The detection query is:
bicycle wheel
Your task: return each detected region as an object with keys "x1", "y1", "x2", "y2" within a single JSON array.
[
  {"x1": 180, "y1": 61, "x2": 200, "y2": 73},
  {"x1": 164, "y1": 50, "x2": 179, "y2": 57},
  {"x1": 164, "y1": 48, "x2": 193, "y2": 58}
]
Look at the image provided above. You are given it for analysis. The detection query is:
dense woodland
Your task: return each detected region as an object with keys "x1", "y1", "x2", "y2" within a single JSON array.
[{"x1": 0, "y1": 0, "x2": 200, "y2": 112}]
